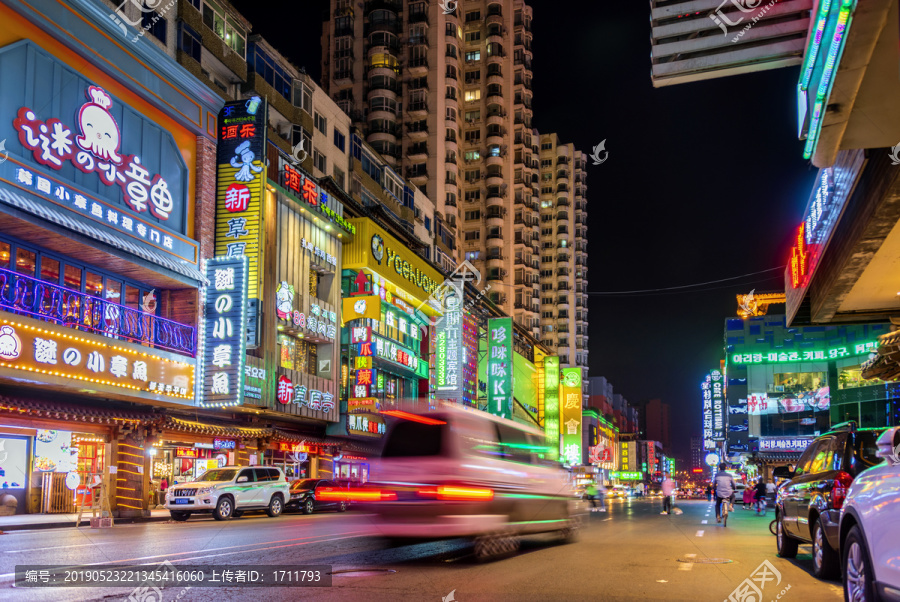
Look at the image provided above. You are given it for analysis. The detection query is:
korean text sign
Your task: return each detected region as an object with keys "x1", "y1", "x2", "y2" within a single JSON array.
[
  {"x1": 487, "y1": 318, "x2": 513, "y2": 420},
  {"x1": 214, "y1": 97, "x2": 267, "y2": 299},
  {"x1": 199, "y1": 256, "x2": 248, "y2": 407}
]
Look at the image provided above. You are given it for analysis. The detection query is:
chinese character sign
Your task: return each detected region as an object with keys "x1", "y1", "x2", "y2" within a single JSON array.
[
  {"x1": 701, "y1": 375, "x2": 715, "y2": 449},
  {"x1": 560, "y1": 367, "x2": 583, "y2": 466},
  {"x1": 199, "y1": 256, "x2": 248, "y2": 407},
  {"x1": 215, "y1": 98, "x2": 267, "y2": 299},
  {"x1": 487, "y1": 318, "x2": 513, "y2": 420},
  {"x1": 435, "y1": 292, "x2": 463, "y2": 401},
  {"x1": 0, "y1": 315, "x2": 193, "y2": 399}
]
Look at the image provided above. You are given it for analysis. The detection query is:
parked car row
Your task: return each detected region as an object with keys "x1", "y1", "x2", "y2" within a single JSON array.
[
  {"x1": 164, "y1": 467, "x2": 354, "y2": 521},
  {"x1": 774, "y1": 422, "x2": 900, "y2": 602}
]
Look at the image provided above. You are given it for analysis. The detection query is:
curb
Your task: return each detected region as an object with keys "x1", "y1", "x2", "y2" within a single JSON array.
[{"x1": 0, "y1": 515, "x2": 171, "y2": 532}]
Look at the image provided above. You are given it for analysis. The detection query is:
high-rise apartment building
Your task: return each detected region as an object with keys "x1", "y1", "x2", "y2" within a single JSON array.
[
  {"x1": 321, "y1": 0, "x2": 549, "y2": 333},
  {"x1": 538, "y1": 134, "x2": 588, "y2": 372}
]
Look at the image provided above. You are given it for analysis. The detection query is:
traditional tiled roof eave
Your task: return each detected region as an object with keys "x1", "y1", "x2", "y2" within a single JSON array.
[{"x1": 0, "y1": 395, "x2": 153, "y2": 424}]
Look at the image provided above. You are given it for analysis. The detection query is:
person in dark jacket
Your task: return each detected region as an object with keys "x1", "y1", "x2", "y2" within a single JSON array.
[{"x1": 754, "y1": 479, "x2": 768, "y2": 515}]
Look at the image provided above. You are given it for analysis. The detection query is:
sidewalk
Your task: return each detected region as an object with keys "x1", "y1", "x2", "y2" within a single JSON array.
[{"x1": 0, "y1": 508, "x2": 171, "y2": 532}]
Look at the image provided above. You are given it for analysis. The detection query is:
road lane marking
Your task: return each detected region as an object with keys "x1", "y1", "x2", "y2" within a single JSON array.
[
  {"x1": 678, "y1": 563, "x2": 693, "y2": 571},
  {"x1": 696, "y1": 530, "x2": 704, "y2": 537},
  {"x1": 701, "y1": 520, "x2": 708, "y2": 524}
]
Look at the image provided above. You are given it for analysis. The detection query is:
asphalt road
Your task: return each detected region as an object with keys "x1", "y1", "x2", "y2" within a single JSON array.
[{"x1": 0, "y1": 498, "x2": 843, "y2": 601}]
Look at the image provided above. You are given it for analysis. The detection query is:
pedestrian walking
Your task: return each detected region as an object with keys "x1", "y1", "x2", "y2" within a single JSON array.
[
  {"x1": 706, "y1": 483, "x2": 713, "y2": 502},
  {"x1": 755, "y1": 478, "x2": 768, "y2": 515},
  {"x1": 661, "y1": 474, "x2": 675, "y2": 514},
  {"x1": 742, "y1": 483, "x2": 754, "y2": 509},
  {"x1": 585, "y1": 482, "x2": 598, "y2": 511},
  {"x1": 597, "y1": 481, "x2": 608, "y2": 512}
]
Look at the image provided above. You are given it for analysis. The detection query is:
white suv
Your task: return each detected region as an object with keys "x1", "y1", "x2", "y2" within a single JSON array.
[
  {"x1": 165, "y1": 466, "x2": 290, "y2": 521},
  {"x1": 839, "y1": 426, "x2": 900, "y2": 602}
]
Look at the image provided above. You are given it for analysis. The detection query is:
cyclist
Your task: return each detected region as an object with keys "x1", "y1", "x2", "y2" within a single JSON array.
[{"x1": 713, "y1": 462, "x2": 736, "y2": 524}]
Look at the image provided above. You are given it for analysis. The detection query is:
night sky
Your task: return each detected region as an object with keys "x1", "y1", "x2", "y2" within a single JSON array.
[{"x1": 231, "y1": 0, "x2": 819, "y2": 465}]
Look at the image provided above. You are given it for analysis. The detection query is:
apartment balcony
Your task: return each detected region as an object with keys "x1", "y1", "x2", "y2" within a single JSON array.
[
  {"x1": 408, "y1": 58, "x2": 428, "y2": 77},
  {"x1": 404, "y1": 142, "x2": 427, "y2": 162},
  {"x1": 405, "y1": 168, "x2": 428, "y2": 186},
  {"x1": 407, "y1": 101, "x2": 428, "y2": 118},
  {"x1": 486, "y1": 53, "x2": 503, "y2": 67},
  {"x1": 486, "y1": 134, "x2": 504, "y2": 150},
  {"x1": 486, "y1": 12, "x2": 503, "y2": 27},
  {"x1": 333, "y1": 70, "x2": 353, "y2": 85},
  {"x1": 485, "y1": 154, "x2": 504, "y2": 169},
  {"x1": 486, "y1": 113, "x2": 505, "y2": 128},
  {"x1": 486, "y1": 255, "x2": 504, "y2": 269},
  {"x1": 0, "y1": 266, "x2": 196, "y2": 357},
  {"x1": 485, "y1": 171, "x2": 504, "y2": 187},
  {"x1": 485, "y1": 91, "x2": 503, "y2": 107},
  {"x1": 365, "y1": 18, "x2": 401, "y2": 37},
  {"x1": 408, "y1": 8, "x2": 428, "y2": 24}
]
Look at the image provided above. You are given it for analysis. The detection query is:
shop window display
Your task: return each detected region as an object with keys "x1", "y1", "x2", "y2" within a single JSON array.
[
  {"x1": 838, "y1": 366, "x2": 884, "y2": 390},
  {"x1": 278, "y1": 334, "x2": 318, "y2": 376}
]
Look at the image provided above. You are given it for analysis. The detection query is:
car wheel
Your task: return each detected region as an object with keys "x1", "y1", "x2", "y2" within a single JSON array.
[
  {"x1": 213, "y1": 496, "x2": 233, "y2": 521},
  {"x1": 776, "y1": 514, "x2": 799, "y2": 558},
  {"x1": 812, "y1": 518, "x2": 840, "y2": 580},
  {"x1": 169, "y1": 511, "x2": 190, "y2": 522},
  {"x1": 338, "y1": 501, "x2": 347, "y2": 512},
  {"x1": 844, "y1": 525, "x2": 875, "y2": 602},
  {"x1": 267, "y1": 494, "x2": 284, "y2": 517},
  {"x1": 302, "y1": 498, "x2": 315, "y2": 515}
]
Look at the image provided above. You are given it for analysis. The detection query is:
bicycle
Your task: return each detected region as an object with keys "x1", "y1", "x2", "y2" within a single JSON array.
[{"x1": 722, "y1": 497, "x2": 729, "y2": 527}]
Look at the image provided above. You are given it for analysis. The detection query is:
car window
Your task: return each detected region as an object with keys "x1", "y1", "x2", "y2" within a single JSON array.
[
  {"x1": 292, "y1": 479, "x2": 319, "y2": 490},
  {"x1": 252, "y1": 468, "x2": 271, "y2": 482},
  {"x1": 496, "y1": 423, "x2": 532, "y2": 464},
  {"x1": 793, "y1": 443, "x2": 818, "y2": 477},
  {"x1": 267, "y1": 468, "x2": 282, "y2": 481},
  {"x1": 848, "y1": 430, "x2": 884, "y2": 474},
  {"x1": 382, "y1": 421, "x2": 446, "y2": 457},
  {"x1": 196, "y1": 469, "x2": 237, "y2": 482},
  {"x1": 237, "y1": 469, "x2": 256, "y2": 483},
  {"x1": 808, "y1": 436, "x2": 837, "y2": 474}
]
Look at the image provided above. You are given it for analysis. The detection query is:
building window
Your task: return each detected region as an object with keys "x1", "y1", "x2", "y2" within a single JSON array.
[
  {"x1": 141, "y1": 5, "x2": 167, "y2": 43},
  {"x1": 464, "y1": 230, "x2": 480, "y2": 241},
  {"x1": 424, "y1": 216, "x2": 432, "y2": 231},
  {"x1": 249, "y1": 44, "x2": 292, "y2": 100},
  {"x1": 464, "y1": 189, "x2": 480, "y2": 202},
  {"x1": 178, "y1": 23, "x2": 202, "y2": 62},
  {"x1": 202, "y1": 0, "x2": 245, "y2": 57},
  {"x1": 464, "y1": 130, "x2": 480, "y2": 143},
  {"x1": 465, "y1": 50, "x2": 481, "y2": 62},
  {"x1": 464, "y1": 89, "x2": 481, "y2": 103},
  {"x1": 314, "y1": 112, "x2": 327, "y2": 135},
  {"x1": 333, "y1": 165, "x2": 345, "y2": 190},
  {"x1": 465, "y1": 11, "x2": 481, "y2": 22},
  {"x1": 314, "y1": 150, "x2": 326, "y2": 173},
  {"x1": 333, "y1": 129, "x2": 345, "y2": 152},
  {"x1": 465, "y1": 31, "x2": 481, "y2": 43},
  {"x1": 464, "y1": 210, "x2": 481, "y2": 221}
]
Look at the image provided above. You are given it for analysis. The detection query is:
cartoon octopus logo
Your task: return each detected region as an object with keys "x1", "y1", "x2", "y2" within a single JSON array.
[
  {"x1": 75, "y1": 86, "x2": 123, "y2": 165},
  {"x1": 0, "y1": 325, "x2": 22, "y2": 360}
]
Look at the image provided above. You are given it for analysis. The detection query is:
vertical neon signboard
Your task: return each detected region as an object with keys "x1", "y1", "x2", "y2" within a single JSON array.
[
  {"x1": 198, "y1": 255, "x2": 248, "y2": 408},
  {"x1": 701, "y1": 374, "x2": 714, "y2": 450},
  {"x1": 487, "y1": 317, "x2": 513, "y2": 419},
  {"x1": 711, "y1": 369, "x2": 725, "y2": 441},
  {"x1": 544, "y1": 357, "x2": 560, "y2": 455},
  {"x1": 560, "y1": 367, "x2": 583, "y2": 466},
  {"x1": 435, "y1": 293, "x2": 462, "y2": 402},
  {"x1": 215, "y1": 96, "x2": 267, "y2": 299}
]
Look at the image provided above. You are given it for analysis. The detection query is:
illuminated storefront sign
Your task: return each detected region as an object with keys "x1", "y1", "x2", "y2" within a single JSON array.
[
  {"x1": 213, "y1": 439, "x2": 235, "y2": 450},
  {"x1": 274, "y1": 280, "x2": 337, "y2": 340},
  {"x1": 198, "y1": 256, "x2": 248, "y2": 408},
  {"x1": 620, "y1": 441, "x2": 636, "y2": 471},
  {"x1": 342, "y1": 219, "x2": 443, "y2": 315},
  {"x1": 544, "y1": 357, "x2": 560, "y2": 450},
  {"x1": 487, "y1": 318, "x2": 513, "y2": 420},
  {"x1": 369, "y1": 334, "x2": 424, "y2": 377},
  {"x1": 214, "y1": 97, "x2": 267, "y2": 299},
  {"x1": 176, "y1": 447, "x2": 198, "y2": 459},
  {"x1": 435, "y1": 293, "x2": 462, "y2": 401},
  {"x1": 348, "y1": 413, "x2": 385, "y2": 437},
  {"x1": 705, "y1": 452, "x2": 720, "y2": 467},
  {"x1": 0, "y1": 45, "x2": 196, "y2": 263},
  {"x1": 646, "y1": 442, "x2": 657, "y2": 475},
  {"x1": 701, "y1": 376, "x2": 714, "y2": 450},
  {"x1": 275, "y1": 374, "x2": 335, "y2": 412},
  {"x1": 790, "y1": 223, "x2": 811, "y2": 289},
  {"x1": 280, "y1": 162, "x2": 355, "y2": 235},
  {"x1": 759, "y1": 437, "x2": 814, "y2": 452},
  {"x1": 805, "y1": 169, "x2": 833, "y2": 246},
  {"x1": 610, "y1": 471, "x2": 642, "y2": 481},
  {"x1": 342, "y1": 295, "x2": 381, "y2": 323},
  {"x1": 0, "y1": 312, "x2": 193, "y2": 399},
  {"x1": 560, "y1": 367, "x2": 582, "y2": 465},
  {"x1": 731, "y1": 340, "x2": 878, "y2": 365},
  {"x1": 299, "y1": 238, "x2": 337, "y2": 267},
  {"x1": 243, "y1": 364, "x2": 266, "y2": 401},
  {"x1": 710, "y1": 369, "x2": 725, "y2": 441},
  {"x1": 747, "y1": 390, "x2": 830, "y2": 415}
]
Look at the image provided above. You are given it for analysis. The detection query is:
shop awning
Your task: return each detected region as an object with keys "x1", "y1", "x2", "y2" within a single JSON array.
[
  {"x1": 861, "y1": 329, "x2": 900, "y2": 381},
  {"x1": 0, "y1": 394, "x2": 152, "y2": 425},
  {"x1": 162, "y1": 417, "x2": 273, "y2": 439},
  {"x1": 0, "y1": 186, "x2": 206, "y2": 284}
]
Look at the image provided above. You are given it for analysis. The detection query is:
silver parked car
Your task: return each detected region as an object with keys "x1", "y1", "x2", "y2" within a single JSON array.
[{"x1": 165, "y1": 466, "x2": 290, "y2": 521}]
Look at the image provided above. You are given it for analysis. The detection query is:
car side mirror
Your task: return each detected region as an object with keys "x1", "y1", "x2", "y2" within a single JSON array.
[
  {"x1": 237, "y1": 476, "x2": 248, "y2": 483},
  {"x1": 772, "y1": 466, "x2": 793, "y2": 479},
  {"x1": 875, "y1": 426, "x2": 900, "y2": 463}
]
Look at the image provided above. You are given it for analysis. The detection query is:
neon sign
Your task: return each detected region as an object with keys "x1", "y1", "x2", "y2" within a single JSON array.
[
  {"x1": 731, "y1": 340, "x2": 877, "y2": 364},
  {"x1": 790, "y1": 223, "x2": 810, "y2": 289}
]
